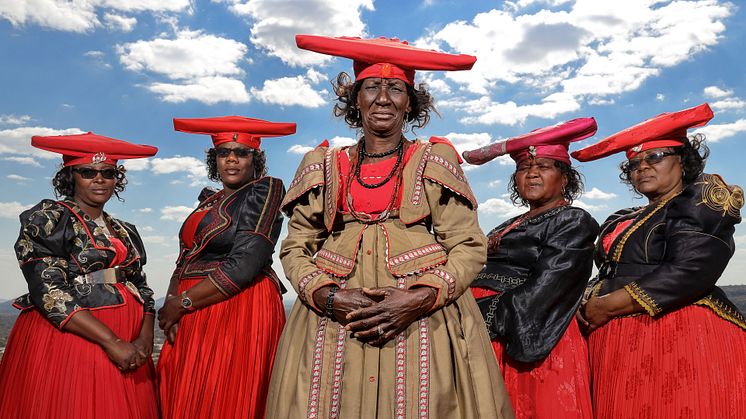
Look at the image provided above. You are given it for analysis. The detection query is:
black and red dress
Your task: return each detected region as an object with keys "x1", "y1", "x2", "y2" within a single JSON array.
[
  {"x1": 471, "y1": 205, "x2": 598, "y2": 418},
  {"x1": 0, "y1": 199, "x2": 158, "y2": 419},
  {"x1": 157, "y1": 176, "x2": 286, "y2": 419},
  {"x1": 588, "y1": 173, "x2": 746, "y2": 418}
]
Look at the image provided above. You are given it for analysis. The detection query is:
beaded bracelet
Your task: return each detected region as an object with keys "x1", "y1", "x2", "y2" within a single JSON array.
[{"x1": 325, "y1": 286, "x2": 339, "y2": 318}]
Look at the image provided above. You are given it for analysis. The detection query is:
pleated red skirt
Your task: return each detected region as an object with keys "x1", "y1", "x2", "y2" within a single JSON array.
[
  {"x1": 0, "y1": 283, "x2": 158, "y2": 419},
  {"x1": 472, "y1": 287, "x2": 593, "y2": 419},
  {"x1": 157, "y1": 276, "x2": 285, "y2": 419},
  {"x1": 589, "y1": 305, "x2": 746, "y2": 419}
]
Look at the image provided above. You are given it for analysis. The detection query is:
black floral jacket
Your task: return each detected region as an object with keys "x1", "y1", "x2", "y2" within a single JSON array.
[{"x1": 13, "y1": 199, "x2": 155, "y2": 328}]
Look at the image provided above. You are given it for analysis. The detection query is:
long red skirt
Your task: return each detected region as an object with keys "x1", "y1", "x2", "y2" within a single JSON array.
[
  {"x1": 472, "y1": 287, "x2": 593, "y2": 419},
  {"x1": 0, "y1": 283, "x2": 158, "y2": 419},
  {"x1": 157, "y1": 276, "x2": 286, "y2": 419},
  {"x1": 589, "y1": 305, "x2": 746, "y2": 419}
]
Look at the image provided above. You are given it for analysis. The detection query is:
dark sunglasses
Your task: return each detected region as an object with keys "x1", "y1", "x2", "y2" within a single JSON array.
[
  {"x1": 624, "y1": 151, "x2": 678, "y2": 172},
  {"x1": 73, "y1": 168, "x2": 118, "y2": 179},
  {"x1": 213, "y1": 147, "x2": 253, "y2": 158}
]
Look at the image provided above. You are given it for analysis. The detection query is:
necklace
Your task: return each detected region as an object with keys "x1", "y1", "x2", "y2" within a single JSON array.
[
  {"x1": 355, "y1": 139, "x2": 404, "y2": 189},
  {"x1": 360, "y1": 136, "x2": 403, "y2": 158},
  {"x1": 345, "y1": 143, "x2": 407, "y2": 223}
]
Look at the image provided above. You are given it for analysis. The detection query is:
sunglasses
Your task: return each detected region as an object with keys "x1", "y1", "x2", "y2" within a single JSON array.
[
  {"x1": 213, "y1": 147, "x2": 253, "y2": 158},
  {"x1": 73, "y1": 167, "x2": 119, "y2": 179},
  {"x1": 624, "y1": 151, "x2": 678, "y2": 172}
]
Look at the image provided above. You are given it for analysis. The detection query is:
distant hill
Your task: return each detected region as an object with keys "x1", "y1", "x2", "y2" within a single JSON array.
[{"x1": 722, "y1": 285, "x2": 746, "y2": 313}]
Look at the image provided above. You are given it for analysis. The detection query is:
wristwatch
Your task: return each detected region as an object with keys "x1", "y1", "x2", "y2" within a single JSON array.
[{"x1": 180, "y1": 291, "x2": 196, "y2": 312}]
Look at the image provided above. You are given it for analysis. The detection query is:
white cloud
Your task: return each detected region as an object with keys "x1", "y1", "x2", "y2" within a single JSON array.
[
  {"x1": 656, "y1": 93, "x2": 665, "y2": 102},
  {"x1": 703, "y1": 86, "x2": 733, "y2": 99},
  {"x1": 329, "y1": 136, "x2": 357, "y2": 147},
  {"x1": 149, "y1": 156, "x2": 207, "y2": 186},
  {"x1": 583, "y1": 187, "x2": 617, "y2": 200},
  {"x1": 424, "y1": 1, "x2": 733, "y2": 125},
  {"x1": 2, "y1": 156, "x2": 41, "y2": 167},
  {"x1": 0, "y1": 114, "x2": 32, "y2": 125},
  {"x1": 117, "y1": 30, "x2": 250, "y2": 104},
  {"x1": 488, "y1": 179, "x2": 502, "y2": 188},
  {"x1": 141, "y1": 235, "x2": 172, "y2": 246},
  {"x1": 711, "y1": 98, "x2": 746, "y2": 112},
  {"x1": 227, "y1": 0, "x2": 374, "y2": 67},
  {"x1": 0, "y1": 126, "x2": 85, "y2": 160},
  {"x1": 84, "y1": 50, "x2": 112, "y2": 69},
  {"x1": 0, "y1": 201, "x2": 28, "y2": 218},
  {"x1": 160, "y1": 205, "x2": 195, "y2": 222},
  {"x1": 574, "y1": 199, "x2": 607, "y2": 212},
  {"x1": 443, "y1": 132, "x2": 492, "y2": 155},
  {"x1": 693, "y1": 119, "x2": 746, "y2": 143},
  {"x1": 0, "y1": 0, "x2": 189, "y2": 33},
  {"x1": 288, "y1": 144, "x2": 314, "y2": 155},
  {"x1": 103, "y1": 12, "x2": 136, "y2": 32},
  {"x1": 136, "y1": 208, "x2": 153, "y2": 213},
  {"x1": 147, "y1": 76, "x2": 251, "y2": 104},
  {"x1": 251, "y1": 75, "x2": 326, "y2": 107},
  {"x1": 122, "y1": 159, "x2": 150, "y2": 171},
  {"x1": 478, "y1": 197, "x2": 524, "y2": 218},
  {"x1": 7, "y1": 174, "x2": 31, "y2": 182}
]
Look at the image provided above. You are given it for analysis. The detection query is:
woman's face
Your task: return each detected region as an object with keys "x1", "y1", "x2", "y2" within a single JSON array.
[
  {"x1": 357, "y1": 77, "x2": 411, "y2": 138},
  {"x1": 216, "y1": 142, "x2": 255, "y2": 190},
  {"x1": 72, "y1": 163, "x2": 117, "y2": 208},
  {"x1": 515, "y1": 158, "x2": 566, "y2": 209},
  {"x1": 628, "y1": 147, "x2": 683, "y2": 202}
]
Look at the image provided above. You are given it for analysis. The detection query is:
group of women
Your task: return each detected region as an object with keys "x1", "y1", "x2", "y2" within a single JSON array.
[{"x1": 0, "y1": 34, "x2": 743, "y2": 419}]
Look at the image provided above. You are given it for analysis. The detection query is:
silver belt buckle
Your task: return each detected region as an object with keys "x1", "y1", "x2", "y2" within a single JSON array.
[{"x1": 81, "y1": 267, "x2": 120, "y2": 284}]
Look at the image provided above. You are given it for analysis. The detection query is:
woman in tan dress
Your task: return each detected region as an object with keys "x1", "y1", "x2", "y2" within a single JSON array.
[{"x1": 266, "y1": 35, "x2": 514, "y2": 419}]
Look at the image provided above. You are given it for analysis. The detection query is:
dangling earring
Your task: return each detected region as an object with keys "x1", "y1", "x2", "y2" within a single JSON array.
[{"x1": 353, "y1": 107, "x2": 361, "y2": 121}]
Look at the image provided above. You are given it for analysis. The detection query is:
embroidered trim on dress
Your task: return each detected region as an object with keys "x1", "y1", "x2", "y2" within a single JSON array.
[
  {"x1": 329, "y1": 278, "x2": 348, "y2": 419},
  {"x1": 624, "y1": 281, "x2": 661, "y2": 316},
  {"x1": 289, "y1": 162, "x2": 323, "y2": 190},
  {"x1": 426, "y1": 154, "x2": 465, "y2": 182},
  {"x1": 324, "y1": 148, "x2": 336, "y2": 229},
  {"x1": 394, "y1": 277, "x2": 408, "y2": 419},
  {"x1": 429, "y1": 268, "x2": 457, "y2": 302},
  {"x1": 693, "y1": 295, "x2": 746, "y2": 330},
  {"x1": 307, "y1": 316, "x2": 328, "y2": 419},
  {"x1": 695, "y1": 173, "x2": 744, "y2": 219},
  {"x1": 418, "y1": 318, "x2": 431, "y2": 418},
  {"x1": 208, "y1": 267, "x2": 241, "y2": 296},
  {"x1": 411, "y1": 144, "x2": 432, "y2": 206},
  {"x1": 298, "y1": 270, "x2": 323, "y2": 304},
  {"x1": 317, "y1": 249, "x2": 355, "y2": 269},
  {"x1": 389, "y1": 244, "x2": 446, "y2": 268}
]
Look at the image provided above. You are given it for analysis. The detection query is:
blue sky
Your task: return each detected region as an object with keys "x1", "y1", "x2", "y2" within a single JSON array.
[{"x1": 1, "y1": 0, "x2": 745, "y2": 301}]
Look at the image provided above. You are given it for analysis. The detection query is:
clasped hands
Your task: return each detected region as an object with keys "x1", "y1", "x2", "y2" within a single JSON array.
[{"x1": 314, "y1": 286, "x2": 437, "y2": 347}]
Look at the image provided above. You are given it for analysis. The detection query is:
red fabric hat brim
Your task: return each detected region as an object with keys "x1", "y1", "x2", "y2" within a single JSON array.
[
  {"x1": 173, "y1": 116, "x2": 296, "y2": 149},
  {"x1": 295, "y1": 35, "x2": 477, "y2": 85},
  {"x1": 571, "y1": 103, "x2": 713, "y2": 162},
  {"x1": 462, "y1": 118, "x2": 597, "y2": 166},
  {"x1": 31, "y1": 132, "x2": 158, "y2": 167},
  {"x1": 510, "y1": 144, "x2": 571, "y2": 165}
]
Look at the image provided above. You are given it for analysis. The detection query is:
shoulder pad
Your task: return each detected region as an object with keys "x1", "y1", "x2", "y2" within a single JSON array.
[
  {"x1": 281, "y1": 146, "x2": 327, "y2": 214},
  {"x1": 422, "y1": 142, "x2": 477, "y2": 208}
]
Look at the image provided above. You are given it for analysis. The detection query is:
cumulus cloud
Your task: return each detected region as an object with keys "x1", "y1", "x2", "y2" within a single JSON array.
[
  {"x1": 0, "y1": 0, "x2": 189, "y2": 33},
  {"x1": 84, "y1": 50, "x2": 112, "y2": 69},
  {"x1": 117, "y1": 30, "x2": 251, "y2": 104},
  {"x1": 694, "y1": 119, "x2": 746, "y2": 143},
  {"x1": 0, "y1": 114, "x2": 32, "y2": 126},
  {"x1": 478, "y1": 197, "x2": 524, "y2": 218},
  {"x1": 444, "y1": 132, "x2": 492, "y2": 155},
  {"x1": 2, "y1": 156, "x2": 42, "y2": 167},
  {"x1": 149, "y1": 156, "x2": 207, "y2": 186},
  {"x1": 136, "y1": 208, "x2": 153, "y2": 213},
  {"x1": 288, "y1": 144, "x2": 314, "y2": 155},
  {"x1": 122, "y1": 159, "x2": 150, "y2": 171},
  {"x1": 583, "y1": 187, "x2": 617, "y2": 200},
  {"x1": 710, "y1": 98, "x2": 746, "y2": 112},
  {"x1": 0, "y1": 201, "x2": 28, "y2": 218},
  {"x1": 574, "y1": 199, "x2": 607, "y2": 212},
  {"x1": 656, "y1": 93, "x2": 665, "y2": 102},
  {"x1": 0, "y1": 126, "x2": 85, "y2": 160},
  {"x1": 160, "y1": 205, "x2": 195, "y2": 222},
  {"x1": 251, "y1": 75, "x2": 326, "y2": 107},
  {"x1": 424, "y1": 1, "x2": 733, "y2": 125},
  {"x1": 703, "y1": 86, "x2": 733, "y2": 99},
  {"x1": 329, "y1": 136, "x2": 357, "y2": 147},
  {"x1": 225, "y1": 0, "x2": 374, "y2": 67},
  {"x1": 103, "y1": 12, "x2": 136, "y2": 32}
]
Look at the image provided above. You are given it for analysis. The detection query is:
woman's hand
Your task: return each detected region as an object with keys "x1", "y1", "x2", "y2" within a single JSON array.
[
  {"x1": 583, "y1": 289, "x2": 643, "y2": 332},
  {"x1": 345, "y1": 286, "x2": 437, "y2": 346},
  {"x1": 131, "y1": 315, "x2": 154, "y2": 358},
  {"x1": 583, "y1": 295, "x2": 614, "y2": 332},
  {"x1": 312, "y1": 286, "x2": 376, "y2": 325},
  {"x1": 166, "y1": 324, "x2": 179, "y2": 345},
  {"x1": 158, "y1": 294, "x2": 186, "y2": 333},
  {"x1": 101, "y1": 338, "x2": 145, "y2": 372},
  {"x1": 575, "y1": 301, "x2": 592, "y2": 335}
]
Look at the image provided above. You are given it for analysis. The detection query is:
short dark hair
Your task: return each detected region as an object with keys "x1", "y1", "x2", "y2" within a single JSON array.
[
  {"x1": 205, "y1": 147, "x2": 267, "y2": 183},
  {"x1": 52, "y1": 165, "x2": 127, "y2": 201},
  {"x1": 331, "y1": 72, "x2": 437, "y2": 132},
  {"x1": 508, "y1": 160, "x2": 584, "y2": 206},
  {"x1": 619, "y1": 133, "x2": 709, "y2": 187}
]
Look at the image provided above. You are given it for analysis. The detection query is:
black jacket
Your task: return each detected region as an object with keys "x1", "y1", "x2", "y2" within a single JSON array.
[{"x1": 473, "y1": 205, "x2": 599, "y2": 363}]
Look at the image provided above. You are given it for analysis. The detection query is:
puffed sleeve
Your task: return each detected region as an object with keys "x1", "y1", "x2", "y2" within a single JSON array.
[
  {"x1": 484, "y1": 208, "x2": 599, "y2": 362},
  {"x1": 623, "y1": 173, "x2": 743, "y2": 316},
  {"x1": 14, "y1": 200, "x2": 85, "y2": 328},
  {"x1": 408, "y1": 143, "x2": 487, "y2": 310},
  {"x1": 120, "y1": 221, "x2": 155, "y2": 315},
  {"x1": 206, "y1": 176, "x2": 286, "y2": 297}
]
